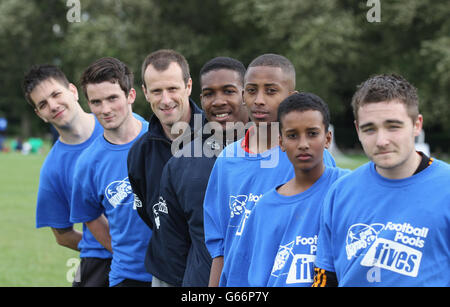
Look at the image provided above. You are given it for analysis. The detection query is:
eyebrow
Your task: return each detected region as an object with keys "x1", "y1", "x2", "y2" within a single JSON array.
[
  {"x1": 359, "y1": 119, "x2": 404, "y2": 130},
  {"x1": 202, "y1": 84, "x2": 238, "y2": 91}
]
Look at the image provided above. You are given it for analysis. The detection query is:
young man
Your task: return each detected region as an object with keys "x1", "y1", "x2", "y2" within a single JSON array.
[
  {"x1": 70, "y1": 57, "x2": 152, "y2": 287},
  {"x1": 157, "y1": 57, "x2": 249, "y2": 286},
  {"x1": 221, "y1": 93, "x2": 350, "y2": 286},
  {"x1": 127, "y1": 49, "x2": 205, "y2": 287},
  {"x1": 203, "y1": 54, "x2": 336, "y2": 286},
  {"x1": 313, "y1": 74, "x2": 450, "y2": 287},
  {"x1": 23, "y1": 65, "x2": 112, "y2": 287}
]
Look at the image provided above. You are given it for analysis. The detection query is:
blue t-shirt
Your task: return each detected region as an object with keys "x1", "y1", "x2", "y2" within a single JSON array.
[
  {"x1": 36, "y1": 117, "x2": 111, "y2": 259},
  {"x1": 221, "y1": 167, "x2": 350, "y2": 287},
  {"x1": 70, "y1": 119, "x2": 152, "y2": 286},
  {"x1": 315, "y1": 159, "x2": 450, "y2": 286},
  {"x1": 203, "y1": 140, "x2": 335, "y2": 264}
]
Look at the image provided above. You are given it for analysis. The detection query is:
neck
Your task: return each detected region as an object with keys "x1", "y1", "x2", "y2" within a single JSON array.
[
  {"x1": 278, "y1": 163, "x2": 325, "y2": 196},
  {"x1": 104, "y1": 116, "x2": 142, "y2": 145},
  {"x1": 248, "y1": 123, "x2": 279, "y2": 153},
  {"x1": 57, "y1": 112, "x2": 95, "y2": 145}
]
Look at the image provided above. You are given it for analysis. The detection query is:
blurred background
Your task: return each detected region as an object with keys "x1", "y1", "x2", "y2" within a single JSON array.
[{"x1": 0, "y1": 0, "x2": 449, "y2": 155}]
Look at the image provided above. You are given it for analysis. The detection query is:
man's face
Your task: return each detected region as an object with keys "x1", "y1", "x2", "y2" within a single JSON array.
[
  {"x1": 142, "y1": 62, "x2": 192, "y2": 128},
  {"x1": 86, "y1": 81, "x2": 135, "y2": 131},
  {"x1": 243, "y1": 66, "x2": 292, "y2": 126},
  {"x1": 356, "y1": 100, "x2": 422, "y2": 176},
  {"x1": 30, "y1": 78, "x2": 80, "y2": 128},
  {"x1": 200, "y1": 69, "x2": 248, "y2": 129},
  {"x1": 279, "y1": 110, "x2": 331, "y2": 173}
]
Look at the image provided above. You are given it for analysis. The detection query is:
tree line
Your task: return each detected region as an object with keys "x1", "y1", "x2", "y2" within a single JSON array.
[{"x1": 1, "y1": 0, "x2": 448, "y2": 152}]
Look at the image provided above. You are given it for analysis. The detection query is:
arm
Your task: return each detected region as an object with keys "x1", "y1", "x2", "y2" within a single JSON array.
[
  {"x1": 208, "y1": 256, "x2": 224, "y2": 287},
  {"x1": 51, "y1": 226, "x2": 82, "y2": 251},
  {"x1": 85, "y1": 215, "x2": 112, "y2": 253}
]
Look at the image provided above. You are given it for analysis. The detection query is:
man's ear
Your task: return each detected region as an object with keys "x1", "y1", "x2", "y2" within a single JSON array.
[
  {"x1": 324, "y1": 129, "x2": 332, "y2": 149},
  {"x1": 279, "y1": 134, "x2": 285, "y2": 152},
  {"x1": 68, "y1": 83, "x2": 79, "y2": 101}
]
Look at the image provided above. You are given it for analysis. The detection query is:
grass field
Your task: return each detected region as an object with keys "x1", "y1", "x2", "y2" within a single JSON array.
[
  {"x1": 0, "y1": 151, "x2": 79, "y2": 287},
  {"x1": 0, "y1": 148, "x2": 447, "y2": 286}
]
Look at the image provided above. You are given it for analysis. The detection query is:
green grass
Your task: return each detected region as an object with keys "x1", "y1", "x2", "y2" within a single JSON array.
[
  {"x1": 0, "y1": 148, "x2": 447, "y2": 286},
  {"x1": 0, "y1": 152, "x2": 79, "y2": 287}
]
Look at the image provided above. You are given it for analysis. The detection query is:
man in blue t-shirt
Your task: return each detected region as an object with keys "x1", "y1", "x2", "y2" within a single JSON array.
[
  {"x1": 70, "y1": 57, "x2": 152, "y2": 287},
  {"x1": 203, "y1": 54, "x2": 336, "y2": 286},
  {"x1": 221, "y1": 93, "x2": 350, "y2": 287},
  {"x1": 313, "y1": 74, "x2": 450, "y2": 287},
  {"x1": 22, "y1": 64, "x2": 112, "y2": 286}
]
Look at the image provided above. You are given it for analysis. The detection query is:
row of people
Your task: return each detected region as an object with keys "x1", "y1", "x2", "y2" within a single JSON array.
[{"x1": 24, "y1": 49, "x2": 449, "y2": 287}]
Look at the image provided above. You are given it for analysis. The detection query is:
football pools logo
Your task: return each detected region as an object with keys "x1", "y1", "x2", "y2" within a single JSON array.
[{"x1": 105, "y1": 177, "x2": 134, "y2": 208}]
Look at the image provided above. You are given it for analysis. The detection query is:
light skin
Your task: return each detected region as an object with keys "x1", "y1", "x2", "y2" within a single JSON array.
[
  {"x1": 243, "y1": 66, "x2": 296, "y2": 153},
  {"x1": 142, "y1": 62, "x2": 192, "y2": 140},
  {"x1": 86, "y1": 81, "x2": 141, "y2": 145},
  {"x1": 83, "y1": 80, "x2": 142, "y2": 252},
  {"x1": 30, "y1": 77, "x2": 99, "y2": 251},
  {"x1": 30, "y1": 78, "x2": 95, "y2": 145},
  {"x1": 355, "y1": 100, "x2": 423, "y2": 180},
  {"x1": 278, "y1": 110, "x2": 332, "y2": 196}
]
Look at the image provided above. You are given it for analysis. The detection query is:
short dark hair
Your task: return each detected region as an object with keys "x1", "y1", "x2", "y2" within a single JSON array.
[
  {"x1": 141, "y1": 49, "x2": 190, "y2": 88},
  {"x1": 351, "y1": 73, "x2": 419, "y2": 122},
  {"x1": 80, "y1": 57, "x2": 134, "y2": 99},
  {"x1": 199, "y1": 57, "x2": 246, "y2": 86},
  {"x1": 277, "y1": 92, "x2": 330, "y2": 132},
  {"x1": 23, "y1": 64, "x2": 70, "y2": 107},
  {"x1": 247, "y1": 53, "x2": 296, "y2": 90}
]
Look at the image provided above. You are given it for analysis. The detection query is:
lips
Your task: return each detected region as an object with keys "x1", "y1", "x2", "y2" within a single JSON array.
[
  {"x1": 296, "y1": 153, "x2": 313, "y2": 161},
  {"x1": 53, "y1": 109, "x2": 65, "y2": 119},
  {"x1": 251, "y1": 109, "x2": 269, "y2": 119}
]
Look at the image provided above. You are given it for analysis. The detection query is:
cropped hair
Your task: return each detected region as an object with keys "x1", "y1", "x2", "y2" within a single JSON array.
[
  {"x1": 247, "y1": 53, "x2": 296, "y2": 89},
  {"x1": 141, "y1": 49, "x2": 190, "y2": 88},
  {"x1": 277, "y1": 92, "x2": 330, "y2": 132},
  {"x1": 80, "y1": 57, "x2": 134, "y2": 99},
  {"x1": 199, "y1": 56, "x2": 246, "y2": 86},
  {"x1": 351, "y1": 73, "x2": 419, "y2": 122},
  {"x1": 23, "y1": 64, "x2": 70, "y2": 107}
]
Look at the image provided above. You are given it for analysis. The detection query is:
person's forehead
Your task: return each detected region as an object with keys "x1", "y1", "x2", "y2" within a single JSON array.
[
  {"x1": 30, "y1": 78, "x2": 67, "y2": 102},
  {"x1": 201, "y1": 69, "x2": 241, "y2": 89},
  {"x1": 144, "y1": 61, "x2": 184, "y2": 81},
  {"x1": 357, "y1": 100, "x2": 410, "y2": 123},
  {"x1": 244, "y1": 66, "x2": 286, "y2": 85},
  {"x1": 85, "y1": 81, "x2": 124, "y2": 99}
]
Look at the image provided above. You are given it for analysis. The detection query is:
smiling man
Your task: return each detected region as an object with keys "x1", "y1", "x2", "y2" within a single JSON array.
[
  {"x1": 23, "y1": 64, "x2": 112, "y2": 287},
  {"x1": 127, "y1": 49, "x2": 205, "y2": 287},
  {"x1": 70, "y1": 57, "x2": 152, "y2": 287},
  {"x1": 313, "y1": 74, "x2": 450, "y2": 287}
]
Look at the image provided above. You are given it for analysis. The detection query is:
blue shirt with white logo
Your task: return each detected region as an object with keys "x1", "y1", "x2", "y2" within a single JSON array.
[
  {"x1": 70, "y1": 119, "x2": 152, "y2": 286},
  {"x1": 36, "y1": 117, "x2": 111, "y2": 259},
  {"x1": 315, "y1": 160, "x2": 450, "y2": 286},
  {"x1": 203, "y1": 139, "x2": 336, "y2": 286}
]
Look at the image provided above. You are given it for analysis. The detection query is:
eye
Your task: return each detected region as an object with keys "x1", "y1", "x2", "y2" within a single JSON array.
[
  {"x1": 265, "y1": 88, "x2": 278, "y2": 95},
  {"x1": 37, "y1": 101, "x2": 47, "y2": 110},
  {"x1": 224, "y1": 88, "x2": 237, "y2": 95},
  {"x1": 245, "y1": 87, "x2": 256, "y2": 95},
  {"x1": 308, "y1": 131, "x2": 320, "y2": 137}
]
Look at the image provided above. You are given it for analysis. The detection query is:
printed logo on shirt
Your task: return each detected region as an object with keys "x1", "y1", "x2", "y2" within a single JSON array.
[
  {"x1": 133, "y1": 193, "x2": 142, "y2": 210},
  {"x1": 346, "y1": 222, "x2": 429, "y2": 278},
  {"x1": 229, "y1": 193, "x2": 262, "y2": 236},
  {"x1": 105, "y1": 177, "x2": 134, "y2": 208},
  {"x1": 271, "y1": 235, "x2": 318, "y2": 284},
  {"x1": 152, "y1": 196, "x2": 168, "y2": 230}
]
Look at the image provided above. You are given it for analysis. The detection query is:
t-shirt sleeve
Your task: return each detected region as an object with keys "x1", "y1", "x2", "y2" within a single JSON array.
[
  {"x1": 203, "y1": 159, "x2": 226, "y2": 259},
  {"x1": 315, "y1": 187, "x2": 337, "y2": 273},
  {"x1": 35, "y1": 167, "x2": 73, "y2": 229},
  {"x1": 70, "y1": 158, "x2": 103, "y2": 223}
]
